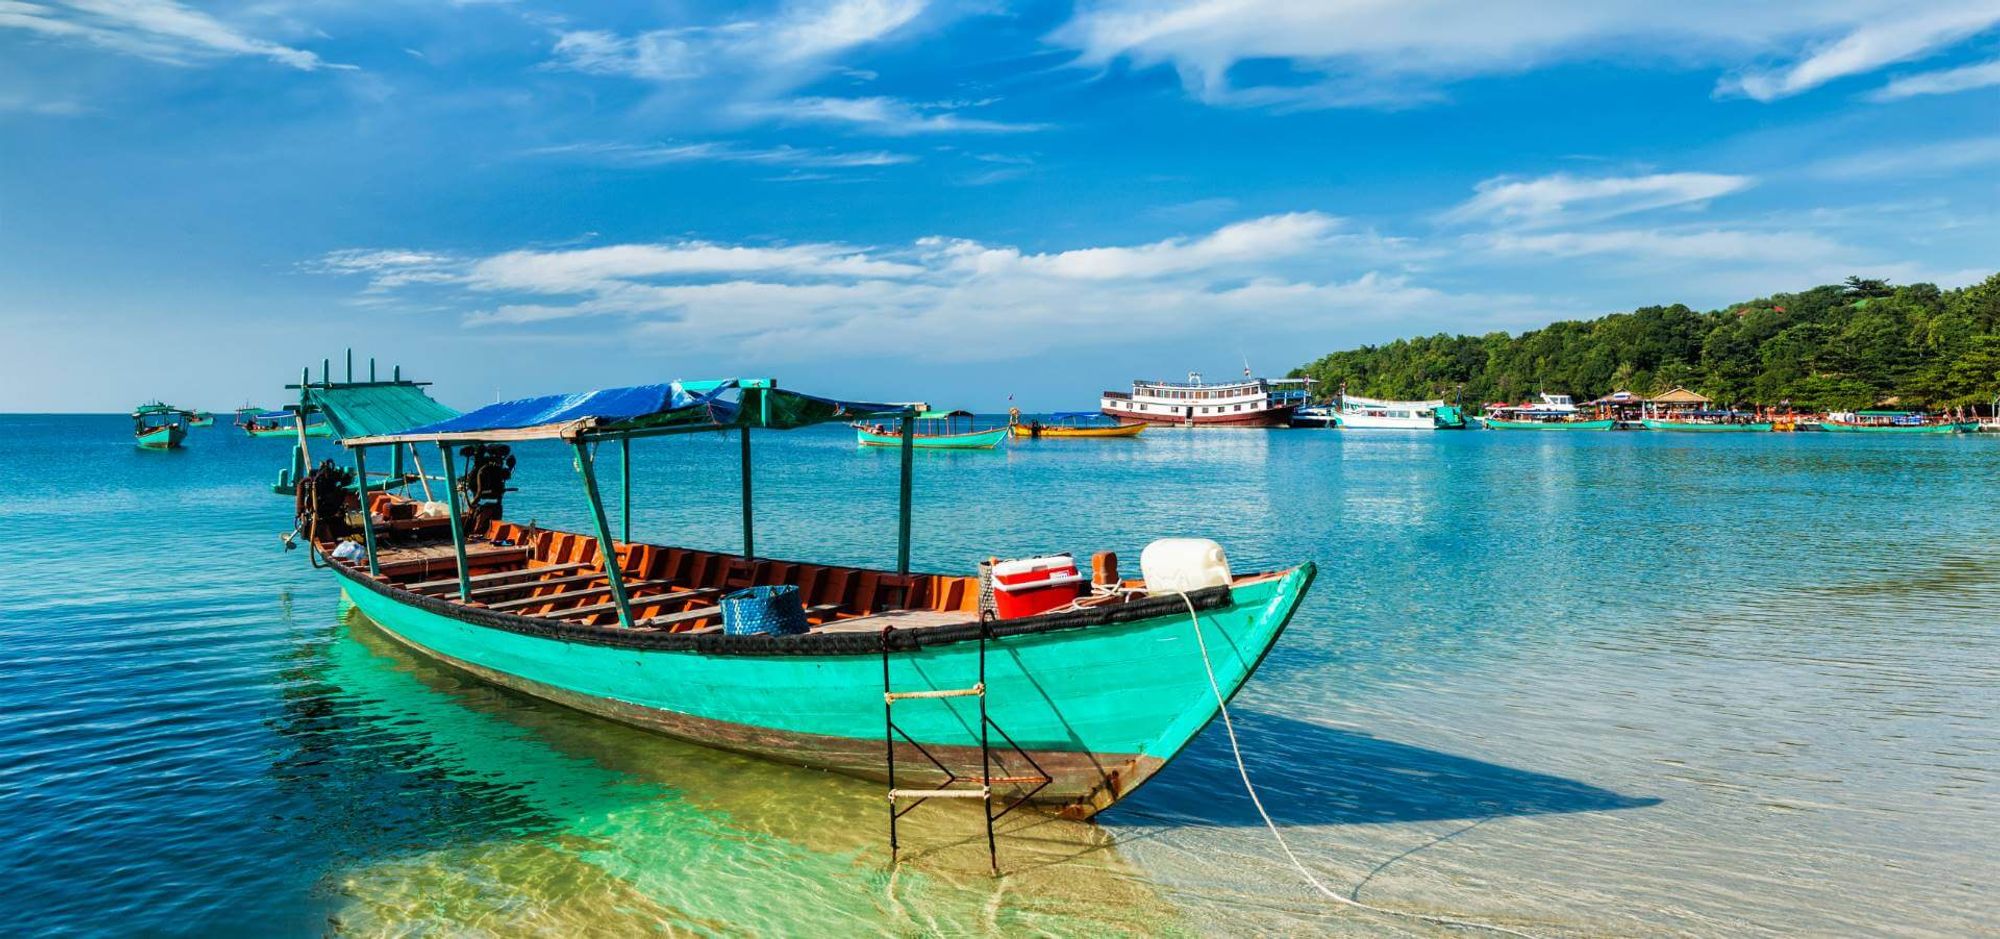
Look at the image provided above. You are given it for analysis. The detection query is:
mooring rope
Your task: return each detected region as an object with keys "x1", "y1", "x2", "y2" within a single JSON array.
[{"x1": 1178, "y1": 593, "x2": 1541, "y2": 938}]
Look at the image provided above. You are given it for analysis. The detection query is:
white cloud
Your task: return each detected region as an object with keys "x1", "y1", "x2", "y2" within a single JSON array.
[
  {"x1": 1809, "y1": 135, "x2": 2000, "y2": 179},
  {"x1": 530, "y1": 140, "x2": 916, "y2": 168},
  {"x1": 309, "y1": 213, "x2": 1481, "y2": 360},
  {"x1": 1868, "y1": 57, "x2": 2000, "y2": 100},
  {"x1": 1052, "y1": 1, "x2": 2000, "y2": 108},
  {"x1": 547, "y1": 0, "x2": 924, "y2": 88},
  {"x1": 1444, "y1": 172, "x2": 1754, "y2": 227},
  {"x1": 1476, "y1": 228, "x2": 1848, "y2": 264},
  {"x1": 745, "y1": 96, "x2": 1047, "y2": 135},
  {"x1": 0, "y1": 0, "x2": 347, "y2": 70},
  {"x1": 1723, "y1": 5, "x2": 2000, "y2": 101}
]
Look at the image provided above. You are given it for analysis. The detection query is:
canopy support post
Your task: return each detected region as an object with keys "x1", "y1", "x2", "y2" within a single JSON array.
[
  {"x1": 620, "y1": 437, "x2": 632, "y2": 545},
  {"x1": 351, "y1": 444, "x2": 380, "y2": 576},
  {"x1": 574, "y1": 440, "x2": 635, "y2": 629},
  {"x1": 896, "y1": 411, "x2": 914, "y2": 575},
  {"x1": 740, "y1": 428, "x2": 755, "y2": 558},
  {"x1": 437, "y1": 442, "x2": 472, "y2": 601}
]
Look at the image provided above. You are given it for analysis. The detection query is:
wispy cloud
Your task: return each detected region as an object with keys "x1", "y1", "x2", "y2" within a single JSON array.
[
  {"x1": 1052, "y1": 1, "x2": 2000, "y2": 108},
  {"x1": 1443, "y1": 172, "x2": 1755, "y2": 228},
  {"x1": 545, "y1": 0, "x2": 925, "y2": 90},
  {"x1": 1867, "y1": 57, "x2": 2000, "y2": 101},
  {"x1": 308, "y1": 213, "x2": 1476, "y2": 359},
  {"x1": 1475, "y1": 228, "x2": 1847, "y2": 264},
  {"x1": 744, "y1": 96, "x2": 1047, "y2": 135},
  {"x1": 1810, "y1": 135, "x2": 2000, "y2": 179},
  {"x1": 0, "y1": 0, "x2": 348, "y2": 70},
  {"x1": 1721, "y1": 5, "x2": 2000, "y2": 101},
  {"x1": 530, "y1": 140, "x2": 916, "y2": 168}
]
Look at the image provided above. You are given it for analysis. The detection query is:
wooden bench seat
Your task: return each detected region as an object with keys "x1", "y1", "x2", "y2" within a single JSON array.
[
  {"x1": 553, "y1": 588, "x2": 721, "y2": 623},
  {"x1": 464, "y1": 570, "x2": 623, "y2": 601},
  {"x1": 488, "y1": 580, "x2": 670, "y2": 612},
  {"x1": 407, "y1": 561, "x2": 588, "y2": 593}
]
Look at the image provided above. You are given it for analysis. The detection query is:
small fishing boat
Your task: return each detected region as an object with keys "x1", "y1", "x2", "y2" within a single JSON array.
[
  {"x1": 183, "y1": 410, "x2": 214, "y2": 428},
  {"x1": 132, "y1": 402, "x2": 187, "y2": 449},
  {"x1": 242, "y1": 409, "x2": 331, "y2": 438},
  {"x1": 312, "y1": 378, "x2": 1315, "y2": 826},
  {"x1": 1640, "y1": 418, "x2": 1773, "y2": 432},
  {"x1": 1819, "y1": 411, "x2": 1976, "y2": 434},
  {"x1": 1481, "y1": 394, "x2": 1613, "y2": 430},
  {"x1": 1009, "y1": 411, "x2": 1145, "y2": 439},
  {"x1": 854, "y1": 410, "x2": 1007, "y2": 449}
]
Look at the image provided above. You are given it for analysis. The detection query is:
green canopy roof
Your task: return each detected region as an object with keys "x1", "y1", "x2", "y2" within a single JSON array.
[{"x1": 304, "y1": 382, "x2": 459, "y2": 442}]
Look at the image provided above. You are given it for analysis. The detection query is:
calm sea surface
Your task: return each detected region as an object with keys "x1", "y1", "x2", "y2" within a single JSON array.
[{"x1": 2, "y1": 414, "x2": 1995, "y2": 936}]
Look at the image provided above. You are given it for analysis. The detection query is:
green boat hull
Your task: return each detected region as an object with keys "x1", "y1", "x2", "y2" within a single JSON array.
[
  {"x1": 1819, "y1": 421, "x2": 1976, "y2": 434},
  {"x1": 854, "y1": 426, "x2": 1008, "y2": 449},
  {"x1": 1641, "y1": 419, "x2": 1773, "y2": 432},
  {"x1": 1481, "y1": 418, "x2": 1616, "y2": 430},
  {"x1": 246, "y1": 424, "x2": 332, "y2": 438},
  {"x1": 134, "y1": 424, "x2": 186, "y2": 449},
  {"x1": 331, "y1": 561, "x2": 1315, "y2": 818}
]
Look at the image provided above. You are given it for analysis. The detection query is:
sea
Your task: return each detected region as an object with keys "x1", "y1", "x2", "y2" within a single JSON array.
[{"x1": 1, "y1": 414, "x2": 1995, "y2": 936}]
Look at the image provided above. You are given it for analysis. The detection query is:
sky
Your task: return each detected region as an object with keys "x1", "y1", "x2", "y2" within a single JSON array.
[{"x1": 2, "y1": 0, "x2": 1998, "y2": 413}]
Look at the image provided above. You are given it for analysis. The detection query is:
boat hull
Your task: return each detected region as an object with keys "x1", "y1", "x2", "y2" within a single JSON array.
[
  {"x1": 1481, "y1": 418, "x2": 1616, "y2": 430},
  {"x1": 854, "y1": 426, "x2": 1008, "y2": 449},
  {"x1": 135, "y1": 425, "x2": 186, "y2": 449},
  {"x1": 1641, "y1": 419, "x2": 1773, "y2": 432},
  {"x1": 1010, "y1": 423, "x2": 1145, "y2": 438},
  {"x1": 246, "y1": 424, "x2": 332, "y2": 438},
  {"x1": 1098, "y1": 406, "x2": 1296, "y2": 428},
  {"x1": 1818, "y1": 421, "x2": 1976, "y2": 434},
  {"x1": 330, "y1": 562, "x2": 1315, "y2": 819}
]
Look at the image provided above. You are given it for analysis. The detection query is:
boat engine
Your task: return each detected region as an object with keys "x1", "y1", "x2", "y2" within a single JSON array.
[
  {"x1": 296, "y1": 459, "x2": 355, "y2": 543},
  {"x1": 457, "y1": 443, "x2": 516, "y2": 533}
]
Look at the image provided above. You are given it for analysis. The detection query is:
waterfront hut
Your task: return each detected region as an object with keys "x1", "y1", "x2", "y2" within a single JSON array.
[{"x1": 1646, "y1": 386, "x2": 1712, "y2": 420}]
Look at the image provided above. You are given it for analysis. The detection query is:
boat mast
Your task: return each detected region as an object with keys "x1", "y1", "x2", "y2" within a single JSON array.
[
  {"x1": 573, "y1": 439, "x2": 636, "y2": 629},
  {"x1": 741, "y1": 421, "x2": 755, "y2": 559},
  {"x1": 896, "y1": 409, "x2": 914, "y2": 576},
  {"x1": 351, "y1": 443, "x2": 381, "y2": 576},
  {"x1": 436, "y1": 442, "x2": 473, "y2": 601}
]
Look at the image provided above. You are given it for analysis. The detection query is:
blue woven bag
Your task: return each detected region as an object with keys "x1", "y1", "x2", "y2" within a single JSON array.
[{"x1": 721, "y1": 584, "x2": 810, "y2": 637}]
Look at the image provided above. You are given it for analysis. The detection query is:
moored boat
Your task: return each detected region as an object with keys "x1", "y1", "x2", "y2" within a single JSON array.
[
  {"x1": 1640, "y1": 418, "x2": 1773, "y2": 432},
  {"x1": 854, "y1": 409, "x2": 1008, "y2": 449},
  {"x1": 316, "y1": 378, "x2": 1315, "y2": 823},
  {"x1": 1330, "y1": 394, "x2": 1469, "y2": 430},
  {"x1": 242, "y1": 409, "x2": 332, "y2": 438},
  {"x1": 1100, "y1": 372, "x2": 1313, "y2": 428},
  {"x1": 132, "y1": 402, "x2": 188, "y2": 449},
  {"x1": 184, "y1": 410, "x2": 214, "y2": 428},
  {"x1": 1009, "y1": 411, "x2": 1145, "y2": 438},
  {"x1": 1481, "y1": 394, "x2": 1612, "y2": 429},
  {"x1": 1819, "y1": 418, "x2": 1975, "y2": 434}
]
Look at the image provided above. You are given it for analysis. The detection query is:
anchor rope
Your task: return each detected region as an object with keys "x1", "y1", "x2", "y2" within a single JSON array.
[{"x1": 1178, "y1": 593, "x2": 1540, "y2": 938}]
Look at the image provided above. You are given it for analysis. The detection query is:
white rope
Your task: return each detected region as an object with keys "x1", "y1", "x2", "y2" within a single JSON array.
[{"x1": 1178, "y1": 593, "x2": 1541, "y2": 938}]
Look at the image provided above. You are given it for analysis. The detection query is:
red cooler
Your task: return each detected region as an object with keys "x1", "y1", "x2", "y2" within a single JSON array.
[{"x1": 991, "y1": 554, "x2": 1085, "y2": 619}]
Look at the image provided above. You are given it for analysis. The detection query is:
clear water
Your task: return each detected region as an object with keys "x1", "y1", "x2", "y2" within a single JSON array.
[{"x1": 2, "y1": 415, "x2": 1994, "y2": 936}]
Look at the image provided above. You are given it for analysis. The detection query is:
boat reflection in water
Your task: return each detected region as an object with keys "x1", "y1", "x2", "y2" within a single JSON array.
[{"x1": 294, "y1": 612, "x2": 1180, "y2": 935}]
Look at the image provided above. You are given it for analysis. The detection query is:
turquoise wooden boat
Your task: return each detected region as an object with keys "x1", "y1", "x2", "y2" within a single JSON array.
[
  {"x1": 854, "y1": 409, "x2": 1007, "y2": 450},
  {"x1": 1481, "y1": 417, "x2": 1616, "y2": 430},
  {"x1": 132, "y1": 402, "x2": 187, "y2": 449},
  {"x1": 321, "y1": 378, "x2": 1316, "y2": 821},
  {"x1": 1819, "y1": 420, "x2": 1975, "y2": 434},
  {"x1": 1641, "y1": 419, "x2": 1773, "y2": 432}
]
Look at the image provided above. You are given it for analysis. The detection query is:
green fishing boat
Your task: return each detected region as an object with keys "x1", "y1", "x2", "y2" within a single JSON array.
[
  {"x1": 183, "y1": 410, "x2": 214, "y2": 428},
  {"x1": 1819, "y1": 420, "x2": 1975, "y2": 434},
  {"x1": 315, "y1": 378, "x2": 1315, "y2": 829},
  {"x1": 1640, "y1": 419, "x2": 1773, "y2": 432},
  {"x1": 854, "y1": 409, "x2": 1008, "y2": 449},
  {"x1": 131, "y1": 402, "x2": 187, "y2": 449},
  {"x1": 243, "y1": 409, "x2": 333, "y2": 438},
  {"x1": 1481, "y1": 417, "x2": 1616, "y2": 430}
]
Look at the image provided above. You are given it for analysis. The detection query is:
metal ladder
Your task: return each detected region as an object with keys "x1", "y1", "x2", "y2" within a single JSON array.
[{"x1": 881, "y1": 619, "x2": 1050, "y2": 874}]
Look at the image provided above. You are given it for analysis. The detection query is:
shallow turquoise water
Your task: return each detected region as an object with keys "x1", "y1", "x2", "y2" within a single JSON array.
[{"x1": 2, "y1": 416, "x2": 1995, "y2": 936}]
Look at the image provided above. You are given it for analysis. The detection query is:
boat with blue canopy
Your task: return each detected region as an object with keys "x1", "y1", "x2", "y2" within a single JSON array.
[
  {"x1": 1009, "y1": 411, "x2": 1146, "y2": 438},
  {"x1": 304, "y1": 375, "x2": 1315, "y2": 837}
]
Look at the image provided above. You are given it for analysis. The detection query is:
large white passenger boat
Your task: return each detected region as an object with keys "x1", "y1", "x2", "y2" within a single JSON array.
[
  {"x1": 1100, "y1": 373, "x2": 1314, "y2": 427},
  {"x1": 1331, "y1": 394, "x2": 1468, "y2": 430}
]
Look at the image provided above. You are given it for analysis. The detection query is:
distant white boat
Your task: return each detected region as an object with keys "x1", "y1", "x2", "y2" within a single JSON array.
[{"x1": 1333, "y1": 394, "x2": 1468, "y2": 430}]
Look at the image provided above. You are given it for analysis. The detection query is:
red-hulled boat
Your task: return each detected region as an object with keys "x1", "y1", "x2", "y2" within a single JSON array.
[{"x1": 1100, "y1": 372, "x2": 1313, "y2": 428}]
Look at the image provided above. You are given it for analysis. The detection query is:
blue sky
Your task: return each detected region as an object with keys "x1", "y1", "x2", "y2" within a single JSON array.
[{"x1": 3, "y1": 0, "x2": 1998, "y2": 412}]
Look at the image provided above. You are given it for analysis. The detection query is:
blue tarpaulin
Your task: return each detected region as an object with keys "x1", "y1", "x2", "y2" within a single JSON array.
[{"x1": 352, "y1": 379, "x2": 907, "y2": 444}]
